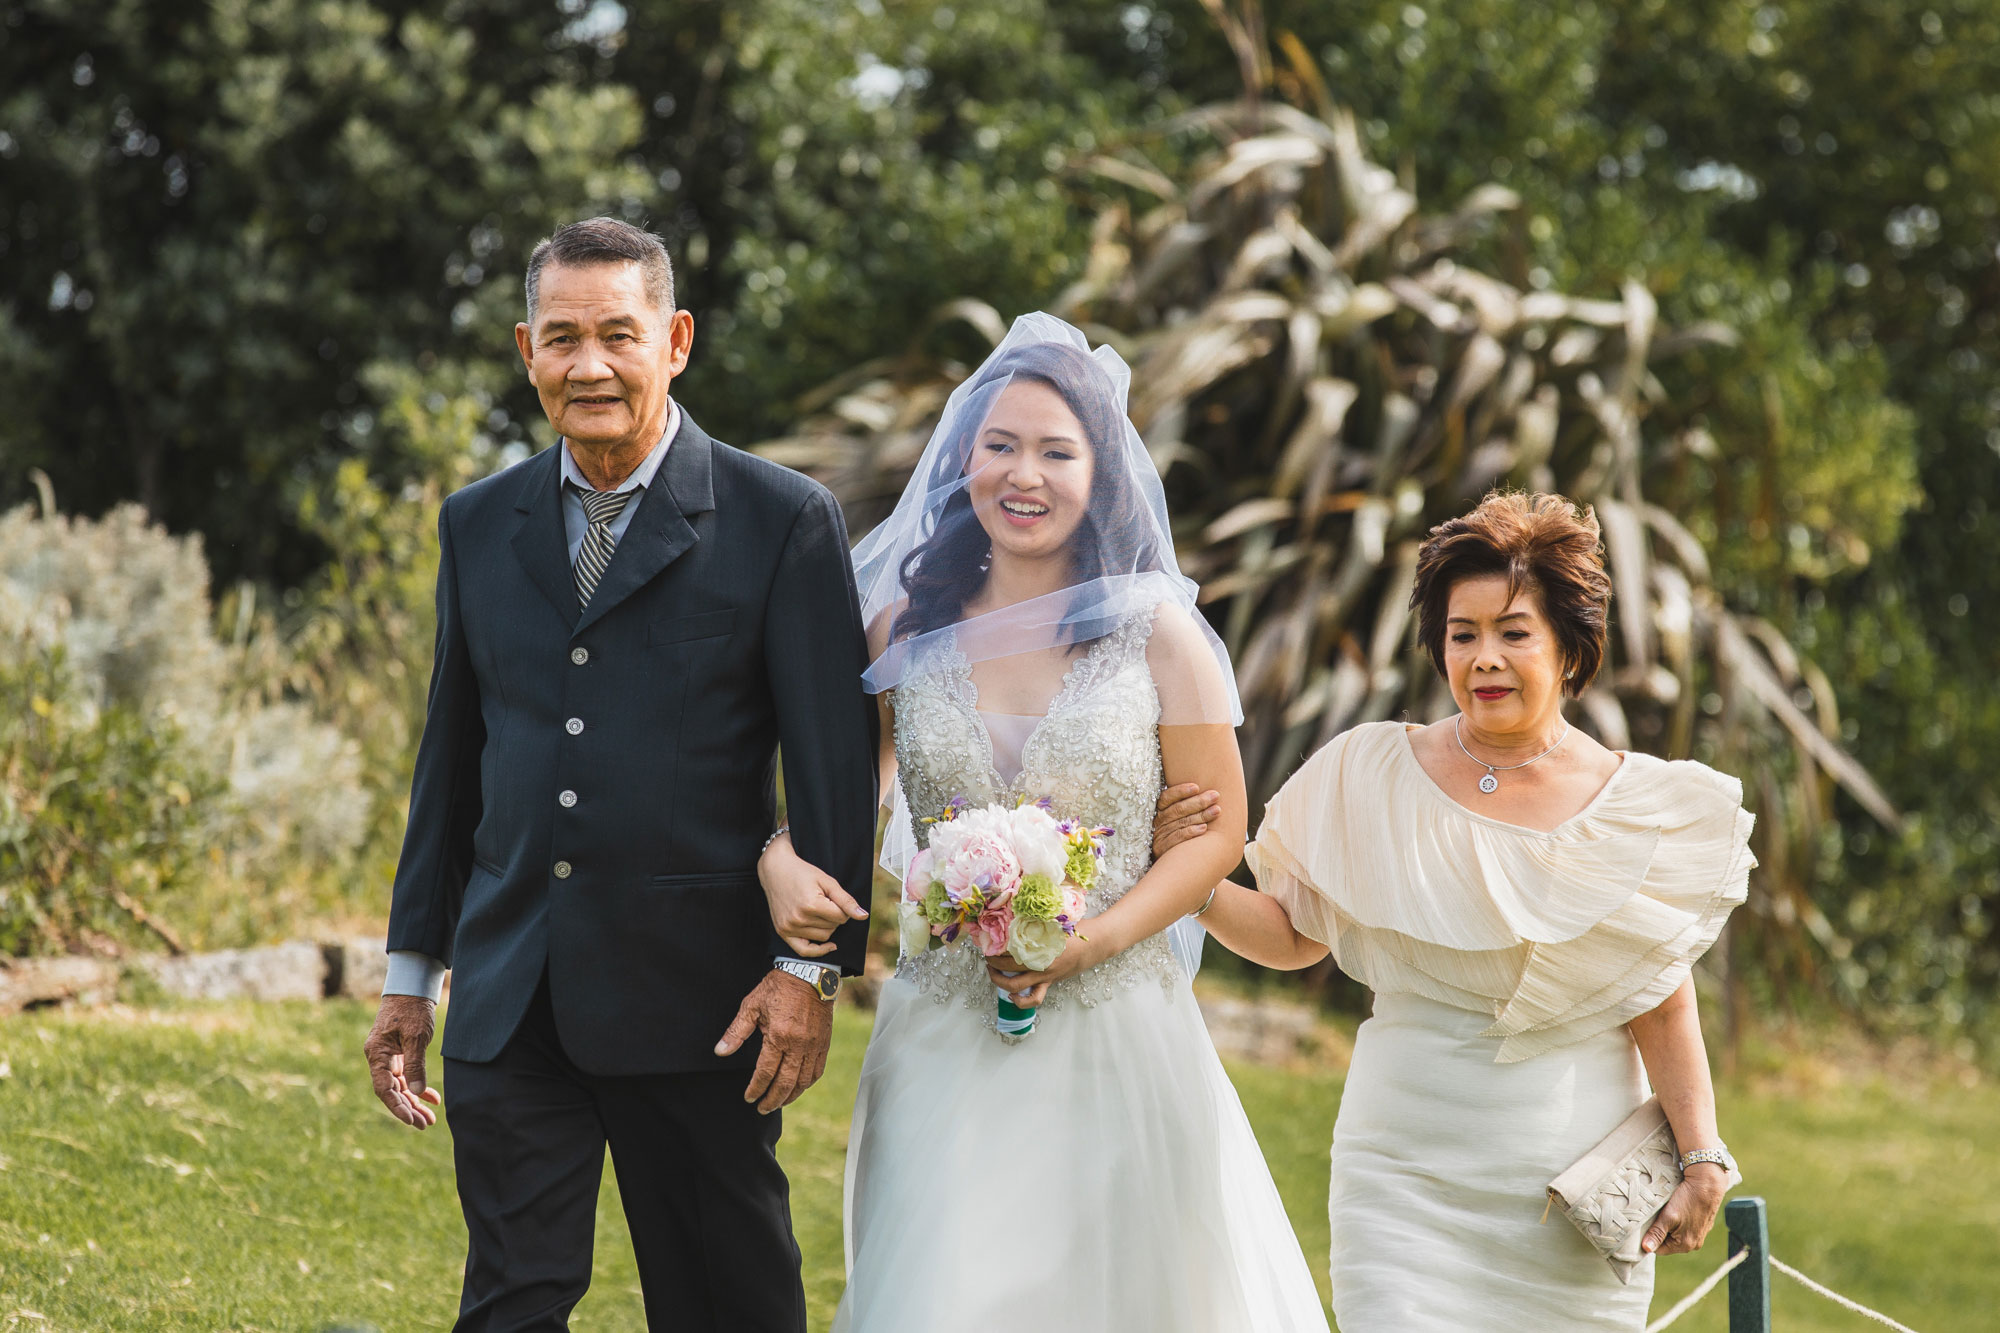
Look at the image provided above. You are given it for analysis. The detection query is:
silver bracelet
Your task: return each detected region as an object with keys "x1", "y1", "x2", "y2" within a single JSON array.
[
  {"x1": 761, "y1": 823, "x2": 790, "y2": 856},
  {"x1": 1679, "y1": 1144, "x2": 1734, "y2": 1173},
  {"x1": 1192, "y1": 883, "x2": 1219, "y2": 917}
]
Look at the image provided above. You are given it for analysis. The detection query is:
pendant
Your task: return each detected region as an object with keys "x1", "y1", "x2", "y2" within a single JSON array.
[{"x1": 1479, "y1": 772, "x2": 1499, "y2": 794}]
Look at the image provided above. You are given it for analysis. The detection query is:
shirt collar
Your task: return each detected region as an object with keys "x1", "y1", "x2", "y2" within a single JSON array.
[{"x1": 559, "y1": 399, "x2": 680, "y2": 495}]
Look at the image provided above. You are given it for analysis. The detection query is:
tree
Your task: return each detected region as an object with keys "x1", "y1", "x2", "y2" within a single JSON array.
[{"x1": 0, "y1": 0, "x2": 651, "y2": 585}]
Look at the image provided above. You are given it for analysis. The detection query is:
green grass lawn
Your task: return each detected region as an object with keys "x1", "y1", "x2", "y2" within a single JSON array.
[{"x1": 1, "y1": 999, "x2": 1991, "y2": 1331}]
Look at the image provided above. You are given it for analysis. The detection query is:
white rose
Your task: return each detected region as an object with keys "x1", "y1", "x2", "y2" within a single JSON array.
[
  {"x1": 1005, "y1": 912, "x2": 1068, "y2": 972},
  {"x1": 1007, "y1": 804, "x2": 1068, "y2": 881},
  {"x1": 898, "y1": 900, "x2": 935, "y2": 959},
  {"x1": 959, "y1": 805, "x2": 1014, "y2": 841}
]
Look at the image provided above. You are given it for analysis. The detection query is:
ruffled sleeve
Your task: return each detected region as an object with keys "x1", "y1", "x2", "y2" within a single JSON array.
[{"x1": 1245, "y1": 721, "x2": 1755, "y2": 1063}]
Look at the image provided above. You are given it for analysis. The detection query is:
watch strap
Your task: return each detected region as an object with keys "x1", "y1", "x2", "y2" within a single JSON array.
[
  {"x1": 1679, "y1": 1145, "x2": 1734, "y2": 1172},
  {"x1": 775, "y1": 956, "x2": 839, "y2": 1000}
]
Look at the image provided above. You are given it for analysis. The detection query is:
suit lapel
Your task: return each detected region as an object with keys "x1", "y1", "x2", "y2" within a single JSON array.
[
  {"x1": 574, "y1": 412, "x2": 717, "y2": 636},
  {"x1": 508, "y1": 445, "x2": 580, "y2": 630}
]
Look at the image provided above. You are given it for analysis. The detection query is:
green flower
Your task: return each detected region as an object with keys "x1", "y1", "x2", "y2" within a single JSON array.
[
  {"x1": 1064, "y1": 840, "x2": 1098, "y2": 891},
  {"x1": 921, "y1": 880, "x2": 955, "y2": 925},
  {"x1": 1013, "y1": 873, "x2": 1060, "y2": 921}
]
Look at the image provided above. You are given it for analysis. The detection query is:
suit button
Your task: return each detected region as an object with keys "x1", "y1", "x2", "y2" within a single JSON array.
[
  {"x1": 553, "y1": 860, "x2": 573, "y2": 879},
  {"x1": 566, "y1": 718, "x2": 584, "y2": 735},
  {"x1": 570, "y1": 647, "x2": 589, "y2": 665},
  {"x1": 559, "y1": 789, "x2": 578, "y2": 808}
]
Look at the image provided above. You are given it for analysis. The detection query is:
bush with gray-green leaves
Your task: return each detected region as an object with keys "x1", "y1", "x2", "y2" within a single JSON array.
[{"x1": 0, "y1": 503, "x2": 366, "y2": 956}]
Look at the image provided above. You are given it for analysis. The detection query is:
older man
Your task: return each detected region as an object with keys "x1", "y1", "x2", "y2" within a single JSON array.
[{"x1": 362, "y1": 217, "x2": 878, "y2": 1331}]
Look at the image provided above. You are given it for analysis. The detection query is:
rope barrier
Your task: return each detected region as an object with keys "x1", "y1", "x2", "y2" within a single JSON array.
[
  {"x1": 1643, "y1": 1248, "x2": 1747, "y2": 1332},
  {"x1": 1771, "y1": 1257, "x2": 1924, "y2": 1333},
  {"x1": 1642, "y1": 1246, "x2": 1926, "y2": 1333}
]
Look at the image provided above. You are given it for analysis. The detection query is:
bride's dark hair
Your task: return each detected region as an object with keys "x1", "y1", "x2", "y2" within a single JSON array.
[{"x1": 891, "y1": 341, "x2": 1159, "y2": 645}]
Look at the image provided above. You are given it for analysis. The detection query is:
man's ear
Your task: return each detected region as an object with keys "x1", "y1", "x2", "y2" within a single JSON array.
[
  {"x1": 667, "y1": 308, "x2": 695, "y2": 376},
  {"x1": 515, "y1": 322, "x2": 535, "y2": 372}
]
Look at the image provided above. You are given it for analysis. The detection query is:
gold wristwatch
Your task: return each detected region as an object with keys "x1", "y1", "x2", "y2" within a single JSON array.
[{"x1": 775, "y1": 957, "x2": 840, "y2": 1002}]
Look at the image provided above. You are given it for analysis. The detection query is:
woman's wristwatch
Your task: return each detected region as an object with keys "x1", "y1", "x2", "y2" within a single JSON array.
[{"x1": 1678, "y1": 1143, "x2": 1735, "y2": 1174}]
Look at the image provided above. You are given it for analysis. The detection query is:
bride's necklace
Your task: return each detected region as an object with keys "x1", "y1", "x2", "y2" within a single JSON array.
[{"x1": 1456, "y1": 715, "x2": 1569, "y2": 794}]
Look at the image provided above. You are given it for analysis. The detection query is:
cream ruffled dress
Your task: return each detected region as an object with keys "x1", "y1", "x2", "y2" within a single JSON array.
[{"x1": 1247, "y1": 720, "x2": 1755, "y2": 1332}]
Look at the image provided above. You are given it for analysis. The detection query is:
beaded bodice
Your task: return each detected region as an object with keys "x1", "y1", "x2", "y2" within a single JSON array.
[{"x1": 892, "y1": 611, "x2": 1182, "y2": 1021}]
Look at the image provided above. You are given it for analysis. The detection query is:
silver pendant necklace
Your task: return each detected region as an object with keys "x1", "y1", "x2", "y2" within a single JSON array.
[{"x1": 1456, "y1": 715, "x2": 1570, "y2": 793}]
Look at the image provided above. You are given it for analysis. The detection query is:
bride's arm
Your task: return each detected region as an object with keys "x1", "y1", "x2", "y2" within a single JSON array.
[
  {"x1": 985, "y1": 720, "x2": 1249, "y2": 1003},
  {"x1": 758, "y1": 616, "x2": 901, "y2": 956},
  {"x1": 985, "y1": 608, "x2": 1260, "y2": 1000},
  {"x1": 1087, "y1": 720, "x2": 1252, "y2": 951}
]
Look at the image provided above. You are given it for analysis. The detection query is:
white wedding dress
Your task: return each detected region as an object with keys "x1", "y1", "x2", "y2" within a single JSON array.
[{"x1": 831, "y1": 613, "x2": 1329, "y2": 1332}]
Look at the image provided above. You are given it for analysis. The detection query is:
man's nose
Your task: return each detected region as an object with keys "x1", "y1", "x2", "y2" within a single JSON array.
[{"x1": 569, "y1": 340, "x2": 614, "y2": 380}]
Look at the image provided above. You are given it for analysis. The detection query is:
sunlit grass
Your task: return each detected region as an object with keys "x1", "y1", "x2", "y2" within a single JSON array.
[{"x1": 0, "y1": 999, "x2": 1990, "y2": 1331}]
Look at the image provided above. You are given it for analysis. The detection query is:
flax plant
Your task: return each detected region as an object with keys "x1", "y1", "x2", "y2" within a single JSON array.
[{"x1": 755, "y1": 35, "x2": 1900, "y2": 1007}]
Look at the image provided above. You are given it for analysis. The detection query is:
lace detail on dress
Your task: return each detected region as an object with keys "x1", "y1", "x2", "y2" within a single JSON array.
[{"x1": 892, "y1": 610, "x2": 1181, "y2": 1027}]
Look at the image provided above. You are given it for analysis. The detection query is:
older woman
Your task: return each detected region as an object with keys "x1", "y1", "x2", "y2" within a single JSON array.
[{"x1": 1157, "y1": 491, "x2": 1753, "y2": 1330}]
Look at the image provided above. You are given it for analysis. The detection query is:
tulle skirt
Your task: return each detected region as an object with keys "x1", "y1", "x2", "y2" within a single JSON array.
[
  {"x1": 1329, "y1": 992, "x2": 1654, "y2": 1331},
  {"x1": 831, "y1": 970, "x2": 1330, "y2": 1332}
]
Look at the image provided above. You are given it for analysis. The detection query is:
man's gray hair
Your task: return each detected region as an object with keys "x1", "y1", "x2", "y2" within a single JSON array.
[{"x1": 524, "y1": 217, "x2": 676, "y2": 321}]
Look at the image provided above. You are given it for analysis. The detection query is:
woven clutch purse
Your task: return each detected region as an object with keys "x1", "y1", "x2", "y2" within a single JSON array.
[{"x1": 1545, "y1": 1095, "x2": 1741, "y2": 1284}]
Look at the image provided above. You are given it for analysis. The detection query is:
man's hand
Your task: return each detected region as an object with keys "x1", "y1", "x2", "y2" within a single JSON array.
[
  {"x1": 364, "y1": 994, "x2": 442, "y2": 1129},
  {"x1": 714, "y1": 969, "x2": 833, "y2": 1115}
]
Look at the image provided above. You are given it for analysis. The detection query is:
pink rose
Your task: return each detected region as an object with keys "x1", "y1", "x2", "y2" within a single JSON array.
[
  {"x1": 968, "y1": 902, "x2": 1016, "y2": 957},
  {"x1": 942, "y1": 830, "x2": 1022, "y2": 911},
  {"x1": 904, "y1": 846, "x2": 935, "y2": 902},
  {"x1": 1059, "y1": 885, "x2": 1088, "y2": 927}
]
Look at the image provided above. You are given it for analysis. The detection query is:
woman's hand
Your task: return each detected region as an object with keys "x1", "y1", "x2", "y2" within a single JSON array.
[
  {"x1": 758, "y1": 831, "x2": 869, "y2": 957},
  {"x1": 981, "y1": 931, "x2": 1109, "y2": 1009},
  {"x1": 1152, "y1": 783, "x2": 1222, "y2": 859},
  {"x1": 1643, "y1": 1163, "x2": 1730, "y2": 1256}
]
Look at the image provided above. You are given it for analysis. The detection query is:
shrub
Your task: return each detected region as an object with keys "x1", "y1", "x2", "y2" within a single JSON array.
[
  {"x1": 0, "y1": 643, "x2": 217, "y2": 955},
  {"x1": 0, "y1": 503, "x2": 368, "y2": 953}
]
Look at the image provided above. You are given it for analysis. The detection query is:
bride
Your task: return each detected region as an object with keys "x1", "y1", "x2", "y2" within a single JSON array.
[{"x1": 755, "y1": 313, "x2": 1329, "y2": 1331}]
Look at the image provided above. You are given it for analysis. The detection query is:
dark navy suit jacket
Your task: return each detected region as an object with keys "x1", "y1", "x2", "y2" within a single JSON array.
[{"x1": 386, "y1": 412, "x2": 878, "y2": 1074}]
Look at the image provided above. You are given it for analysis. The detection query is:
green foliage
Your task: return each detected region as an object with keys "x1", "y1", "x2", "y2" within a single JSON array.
[
  {"x1": 0, "y1": 644, "x2": 215, "y2": 955},
  {"x1": 0, "y1": 503, "x2": 368, "y2": 952},
  {"x1": 666, "y1": 0, "x2": 1151, "y2": 424},
  {"x1": 285, "y1": 362, "x2": 503, "y2": 886},
  {"x1": 0, "y1": 0, "x2": 650, "y2": 586},
  {"x1": 1227, "y1": 0, "x2": 1998, "y2": 1032},
  {"x1": 0, "y1": 0, "x2": 1989, "y2": 1023}
]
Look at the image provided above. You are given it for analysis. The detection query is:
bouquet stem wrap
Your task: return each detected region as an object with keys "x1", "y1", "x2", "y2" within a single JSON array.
[{"x1": 994, "y1": 986, "x2": 1038, "y2": 1038}]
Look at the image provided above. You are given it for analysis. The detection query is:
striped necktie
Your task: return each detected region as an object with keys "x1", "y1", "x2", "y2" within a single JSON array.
[{"x1": 571, "y1": 484, "x2": 637, "y2": 608}]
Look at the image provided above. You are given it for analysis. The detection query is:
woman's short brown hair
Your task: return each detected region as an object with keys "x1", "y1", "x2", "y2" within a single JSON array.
[{"x1": 1409, "y1": 490, "x2": 1612, "y2": 698}]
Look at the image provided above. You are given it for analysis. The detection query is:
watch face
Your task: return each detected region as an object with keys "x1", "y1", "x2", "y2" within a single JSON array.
[{"x1": 815, "y1": 969, "x2": 840, "y2": 1000}]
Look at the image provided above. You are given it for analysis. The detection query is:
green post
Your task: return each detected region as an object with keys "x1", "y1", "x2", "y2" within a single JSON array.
[{"x1": 1726, "y1": 1196, "x2": 1772, "y2": 1333}]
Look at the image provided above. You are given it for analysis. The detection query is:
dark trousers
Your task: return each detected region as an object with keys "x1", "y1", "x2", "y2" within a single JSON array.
[{"x1": 443, "y1": 973, "x2": 806, "y2": 1333}]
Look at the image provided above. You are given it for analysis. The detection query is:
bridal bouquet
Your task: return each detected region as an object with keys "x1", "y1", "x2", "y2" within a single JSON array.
[{"x1": 898, "y1": 796, "x2": 1108, "y2": 1038}]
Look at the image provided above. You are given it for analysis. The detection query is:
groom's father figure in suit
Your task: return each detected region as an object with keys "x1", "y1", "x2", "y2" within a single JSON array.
[{"x1": 361, "y1": 217, "x2": 878, "y2": 1332}]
